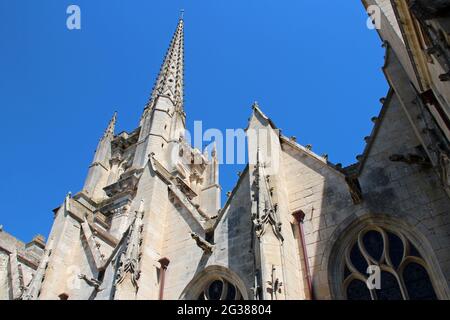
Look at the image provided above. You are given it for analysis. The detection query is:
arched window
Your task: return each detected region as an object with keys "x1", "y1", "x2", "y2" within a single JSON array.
[
  {"x1": 179, "y1": 265, "x2": 248, "y2": 300},
  {"x1": 343, "y1": 226, "x2": 437, "y2": 300},
  {"x1": 197, "y1": 277, "x2": 243, "y2": 300}
]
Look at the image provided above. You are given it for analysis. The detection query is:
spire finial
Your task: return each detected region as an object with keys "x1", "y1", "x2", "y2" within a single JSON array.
[
  {"x1": 180, "y1": 9, "x2": 185, "y2": 20},
  {"x1": 146, "y1": 16, "x2": 185, "y2": 112},
  {"x1": 103, "y1": 111, "x2": 117, "y2": 138}
]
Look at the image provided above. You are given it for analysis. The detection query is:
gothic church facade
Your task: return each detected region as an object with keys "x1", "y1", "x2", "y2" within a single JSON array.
[{"x1": 1, "y1": 0, "x2": 450, "y2": 300}]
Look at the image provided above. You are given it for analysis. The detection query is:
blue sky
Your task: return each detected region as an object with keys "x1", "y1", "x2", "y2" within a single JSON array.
[{"x1": 0, "y1": 0, "x2": 387, "y2": 242}]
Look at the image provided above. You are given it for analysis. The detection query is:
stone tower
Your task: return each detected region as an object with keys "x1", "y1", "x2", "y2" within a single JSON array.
[
  {"x1": 15, "y1": 17, "x2": 223, "y2": 300},
  {"x1": 2, "y1": 2, "x2": 450, "y2": 300}
]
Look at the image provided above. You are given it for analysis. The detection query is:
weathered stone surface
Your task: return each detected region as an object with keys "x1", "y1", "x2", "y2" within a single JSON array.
[{"x1": 1, "y1": 3, "x2": 450, "y2": 300}]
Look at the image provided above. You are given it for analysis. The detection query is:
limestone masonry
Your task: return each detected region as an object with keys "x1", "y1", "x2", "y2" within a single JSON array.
[{"x1": 2, "y1": 0, "x2": 450, "y2": 300}]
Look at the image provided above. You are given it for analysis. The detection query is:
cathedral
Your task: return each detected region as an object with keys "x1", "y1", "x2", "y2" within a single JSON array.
[{"x1": 1, "y1": 0, "x2": 450, "y2": 300}]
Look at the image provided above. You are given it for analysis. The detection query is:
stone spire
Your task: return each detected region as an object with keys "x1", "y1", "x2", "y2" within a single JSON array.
[
  {"x1": 134, "y1": 17, "x2": 186, "y2": 168},
  {"x1": 103, "y1": 111, "x2": 117, "y2": 139},
  {"x1": 147, "y1": 17, "x2": 184, "y2": 111},
  {"x1": 82, "y1": 112, "x2": 116, "y2": 200}
]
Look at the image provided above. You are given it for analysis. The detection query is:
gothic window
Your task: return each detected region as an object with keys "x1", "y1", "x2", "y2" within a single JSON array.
[
  {"x1": 343, "y1": 226, "x2": 437, "y2": 300},
  {"x1": 197, "y1": 277, "x2": 243, "y2": 300}
]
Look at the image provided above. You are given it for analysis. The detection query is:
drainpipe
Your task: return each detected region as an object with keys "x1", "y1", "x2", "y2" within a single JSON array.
[
  {"x1": 292, "y1": 210, "x2": 314, "y2": 300},
  {"x1": 158, "y1": 257, "x2": 170, "y2": 300}
]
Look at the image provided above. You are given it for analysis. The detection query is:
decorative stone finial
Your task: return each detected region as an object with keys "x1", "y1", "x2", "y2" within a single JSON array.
[{"x1": 103, "y1": 112, "x2": 117, "y2": 139}]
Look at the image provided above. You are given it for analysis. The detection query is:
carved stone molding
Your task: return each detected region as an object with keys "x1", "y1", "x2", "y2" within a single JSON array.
[
  {"x1": 103, "y1": 169, "x2": 142, "y2": 198},
  {"x1": 251, "y1": 151, "x2": 284, "y2": 242},
  {"x1": 254, "y1": 200, "x2": 284, "y2": 242},
  {"x1": 115, "y1": 201, "x2": 145, "y2": 292},
  {"x1": 389, "y1": 153, "x2": 432, "y2": 167},
  {"x1": 266, "y1": 265, "x2": 283, "y2": 300},
  {"x1": 345, "y1": 176, "x2": 363, "y2": 205}
]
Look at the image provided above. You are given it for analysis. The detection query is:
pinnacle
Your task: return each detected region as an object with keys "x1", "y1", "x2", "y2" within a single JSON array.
[{"x1": 103, "y1": 111, "x2": 117, "y2": 138}]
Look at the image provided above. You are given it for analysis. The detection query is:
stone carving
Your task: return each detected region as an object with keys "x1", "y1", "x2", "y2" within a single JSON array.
[
  {"x1": 110, "y1": 204, "x2": 130, "y2": 217},
  {"x1": 250, "y1": 271, "x2": 262, "y2": 300},
  {"x1": 190, "y1": 232, "x2": 213, "y2": 254},
  {"x1": 254, "y1": 200, "x2": 283, "y2": 241},
  {"x1": 78, "y1": 274, "x2": 102, "y2": 290},
  {"x1": 103, "y1": 112, "x2": 117, "y2": 139},
  {"x1": 345, "y1": 176, "x2": 363, "y2": 205},
  {"x1": 115, "y1": 201, "x2": 145, "y2": 291},
  {"x1": 266, "y1": 265, "x2": 282, "y2": 300},
  {"x1": 410, "y1": 4, "x2": 450, "y2": 81},
  {"x1": 252, "y1": 150, "x2": 284, "y2": 242},
  {"x1": 389, "y1": 153, "x2": 432, "y2": 167},
  {"x1": 81, "y1": 218, "x2": 106, "y2": 268},
  {"x1": 117, "y1": 153, "x2": 133, "y2": 178},
  {"x1": 103, "y1": 169, "x2": 142, "y2": 197}
]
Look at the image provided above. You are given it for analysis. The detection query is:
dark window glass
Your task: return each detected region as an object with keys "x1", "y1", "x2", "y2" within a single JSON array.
[
  {"x1": 363, "y1": 230, "x2": 384, "y2": 261},
  {"x1": 387, "y1": 232, "x2": 404, "y2": 268},
  {"x1": 403, "y1": 263, "x2": 437, "y2": 300},
  {"x1": 346, "y1": 280, "x2": 372, "y2": 300},
  {"x1": 198, "y1": 278, "x2": 243, "y2": 300},
  {"x1": 409, "y1": 244, "x2": 422, "y2": 258},
  {"x1": 208, "y1": 280, "x2": 223, "y2": 300},
  {"x1": 350, "y1": 243, "x2": 368, "y2": 274},
  {"x1": 342, "y1": 227, "x2": 437, "y2": 300},
  {"x1": 344, "y1": 265, "x2": 351, "y2": 279},
  {"x1": 225, "y1": 283, "x2": 236, "y2": 300},
  {"x1": 376, "y1": 271, "x2": 403, "y2": 300}
]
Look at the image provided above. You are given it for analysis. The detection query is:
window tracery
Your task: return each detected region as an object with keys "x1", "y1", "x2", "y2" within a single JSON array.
[{"x1": 343, "y1": 226, "x2": 437, "y2": 300}]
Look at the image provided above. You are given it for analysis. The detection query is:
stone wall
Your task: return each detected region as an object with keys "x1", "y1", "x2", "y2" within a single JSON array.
[
  {"x1": 0, "y1": 251, "x2": 10, "y2": 300},
  {"x1": 280, "y1": 88, "x2": 450, "y2": 299}
]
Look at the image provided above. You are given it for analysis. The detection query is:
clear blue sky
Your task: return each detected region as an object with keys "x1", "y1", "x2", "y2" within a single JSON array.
[{"x1": 0, "y1": 0, "x2": 387, "y2": 242}]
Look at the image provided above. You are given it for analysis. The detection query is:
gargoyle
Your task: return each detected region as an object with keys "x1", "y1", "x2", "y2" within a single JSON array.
[
  {"x1": 389, "y1": 153, "x2": 431, "y2": 168},
  {"x1": 78, "y1": 274, "x2": 102, "y2": 290},
  {"x1": 190, "y1": 232, "x2": 213, "y2": 254}
]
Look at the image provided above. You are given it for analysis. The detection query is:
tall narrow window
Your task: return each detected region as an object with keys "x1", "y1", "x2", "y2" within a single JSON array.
[{"x1": 343, "y1": 227, "x2": 437, "y2": 300}]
